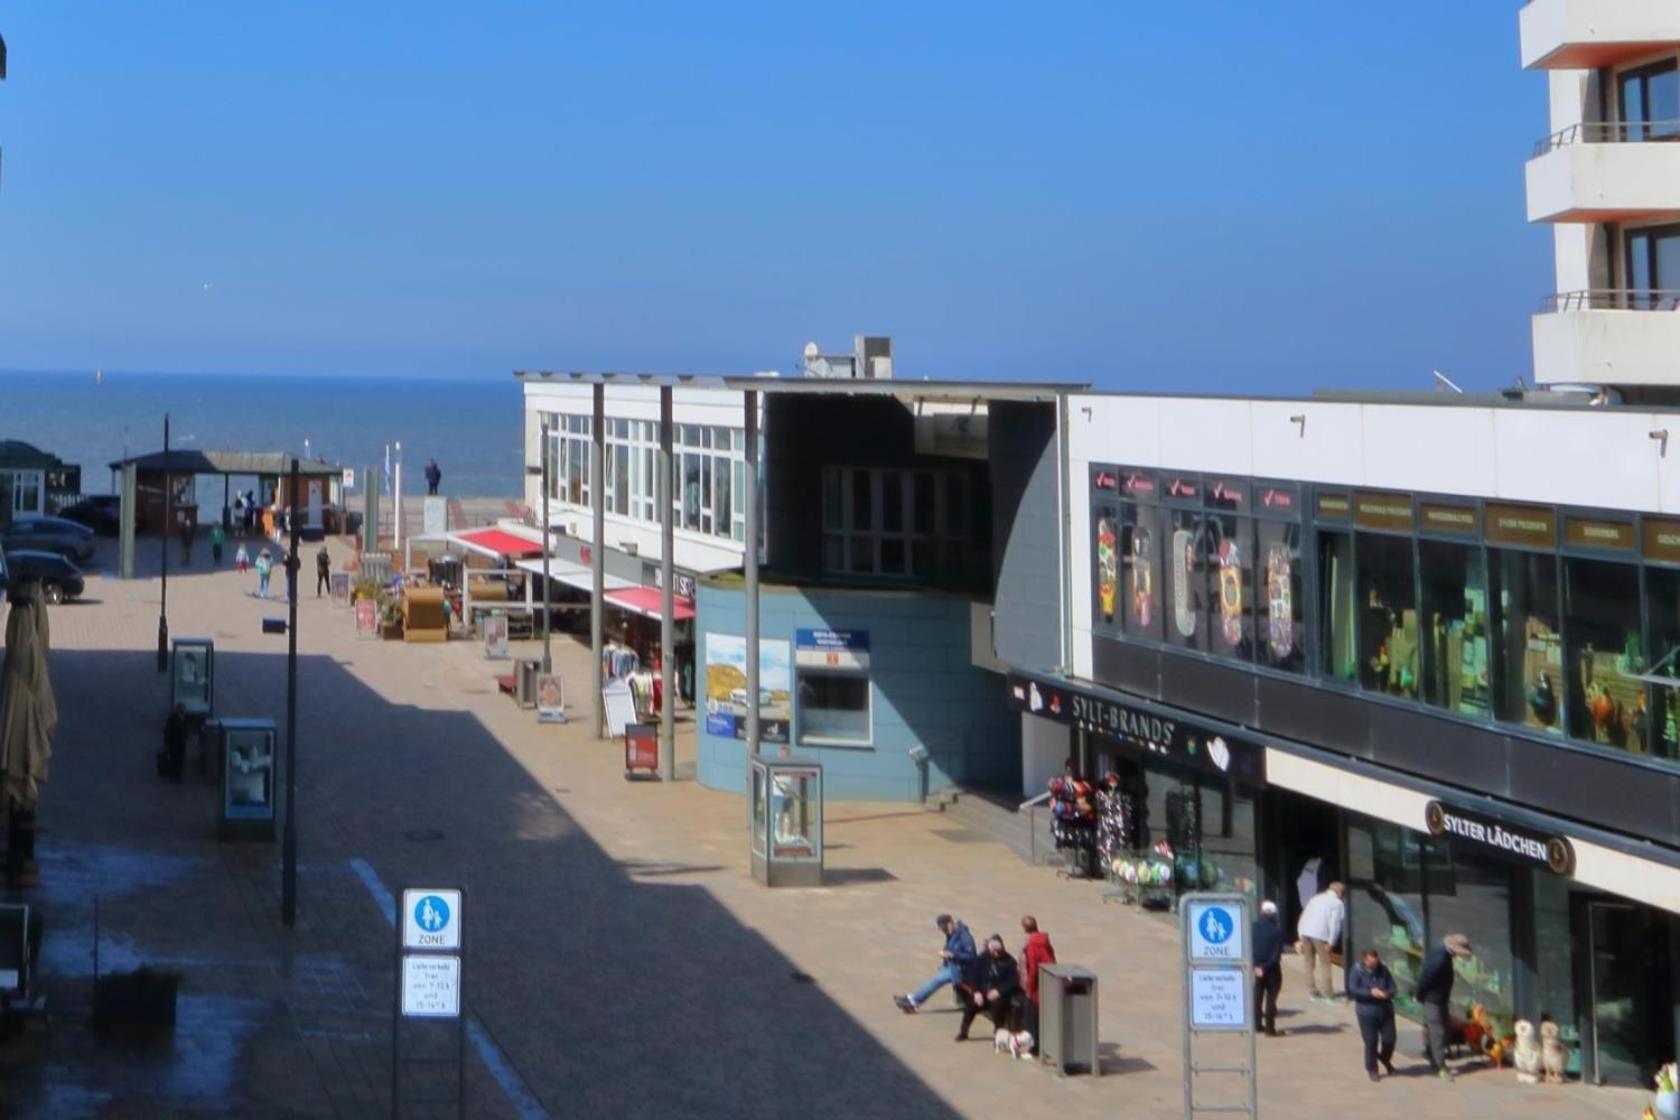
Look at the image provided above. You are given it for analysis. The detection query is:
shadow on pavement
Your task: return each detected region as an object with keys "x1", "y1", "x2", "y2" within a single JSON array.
[{"x1": 10, "y1": 645, "x2": 967, "y2": 1119}]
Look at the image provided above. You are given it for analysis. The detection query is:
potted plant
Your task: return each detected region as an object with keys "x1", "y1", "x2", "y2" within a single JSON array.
[
  {"x1": 1655, "y1": 1062, "x2": 1679, "y2": 1120},
  {"x1": 378, "y1": 593, "x2": 404, "y2": 639}
]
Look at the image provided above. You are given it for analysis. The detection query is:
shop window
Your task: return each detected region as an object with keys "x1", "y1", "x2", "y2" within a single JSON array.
[
  {"x1": 1490, "y1": 550, "x2": 1563, "y2": 735},
  {"x1": 1530, "y1": 873, "x2": 1578, "y2": 1045},
  {"x1": 1346, "y1": 817, "x2": 1430, "y2": 1020},
  {"x1": 1644, "y1": 567, "x2": 1680, "y2": 760},
  {"x1": 1164, "y1": 510, "x2": 1209, "y2": 652},
  {"x1": 1419, "y1": 540, "x2": 1491, "y2": 718},
  {"x1": 1422, "y1": 846, "x2": 1515, "y2": 1031},
  {"x1": 1355, "y1": 533, "x2": 1419, "y2": 699},
  {"x1": 1255, "y1": 520, "x2": 1303, "y2": 674},
  {"x1": 1124, "y1": 503, "x2": 1163, "y2": 641},
  {"x1": 796, "y1": 670, "x2": 871, "y2": 746},
  {"x1": 1205, "y1": 515, "x2": 1252, "y2": 661},
  {"x1": 1318, "y1": 531, "x2": 1356, "y2": 682},
  {"x1": 1564, "y1": 558, "x2": 1644, "y2": 750},
  {"x1": 1094, "y1": 505, "x2": 1121, "y2": 633}
]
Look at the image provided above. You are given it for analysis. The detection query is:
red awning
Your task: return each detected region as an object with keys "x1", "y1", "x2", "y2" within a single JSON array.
[
  {"x1": 450, "y1": 528, "x2": 542, "y2": 559},
  {"x1": 605, "y1": 586, "x2": 695, "y2": 621}
]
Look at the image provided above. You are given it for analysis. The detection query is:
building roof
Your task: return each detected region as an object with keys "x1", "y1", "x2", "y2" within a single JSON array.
[
  {"x1": 0, "y1": 440, "x2": 65, "y2": 470},
  {"x1": 107, "y1": 449, "x2": 345, "y2": 476},
  {"x1": 513, "y1": 370, "x2": 1084, "y2": 404}
]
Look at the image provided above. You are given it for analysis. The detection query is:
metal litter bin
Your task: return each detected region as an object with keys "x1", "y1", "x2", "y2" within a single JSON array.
[
  {"x1": 1039, "y1": 964, "x2": 1098, "y2": 1076},
  {"x1": 514, "y1": 658, "x2": 541, "y2": 709}
]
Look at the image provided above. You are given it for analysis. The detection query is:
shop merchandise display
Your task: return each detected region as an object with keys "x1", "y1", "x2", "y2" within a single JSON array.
[
  {"x1": 1130, "y1": 529, "x2": 1153, "y2": 628},
  {"x1": 1171, "y1": 529, "x2": 1196, "y2": 639},
  {"x1": 1096, "y1": 518, "x2": 1118, "y2": 625},
  {"x1": 1265, "y1": 543, "x2": 1293, "y2": 660},
  {"x1": 1048, "y1": 771, "x2": 1098, "y2": 878},
  {"x1": 1217, "y1": 538, "x2": 1243, "y2": 648}
]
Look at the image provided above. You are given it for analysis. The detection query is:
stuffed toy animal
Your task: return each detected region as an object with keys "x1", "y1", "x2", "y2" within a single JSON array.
[
  {"x1": 1512, "y1": 1019, "x2": 1540, "y2": 1084},
  {"x1": 1540, "y1": 1018, "x2": 1568, "y2": 1084}
]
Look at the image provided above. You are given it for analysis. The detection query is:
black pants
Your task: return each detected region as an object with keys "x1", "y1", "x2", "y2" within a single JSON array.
[
  {"x1": 317, "y1": 570, "x2": 329, "y2": 596},
  {"x1": 1358, "y1": 1008, "x2": 1396, "y2": 1073},
  {"x1": 427, "y1": 482, "x2": 439, "y2": 496},
  {"x1": 1253, "y1": 965, "x2": 1281, "y2": 1033},
  {"x1": 959, "y1": 993, "x2": 1019, "y2": 1039}
]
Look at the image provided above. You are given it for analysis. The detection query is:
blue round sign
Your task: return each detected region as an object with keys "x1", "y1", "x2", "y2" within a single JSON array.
[
  {"x1": 1198, "y1": 906, "x2": 1234, "y2": 945},
  {"x1": 414, "y1": 894, "x2": 451, "y2": 934}
]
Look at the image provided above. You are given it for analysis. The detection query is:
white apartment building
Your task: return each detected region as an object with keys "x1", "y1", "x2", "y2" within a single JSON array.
[{"x1": 1523, "y1": 0, "x2": 1680, "y2": 390}]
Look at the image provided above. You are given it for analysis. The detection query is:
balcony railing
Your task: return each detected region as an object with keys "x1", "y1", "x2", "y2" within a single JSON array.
[
  {"x1": 1541, "y1": 289, "x2": 1680, "y2": 312},
  {"x1": 1532, "y1": 121, "x2": 1680, "y2": 157}
]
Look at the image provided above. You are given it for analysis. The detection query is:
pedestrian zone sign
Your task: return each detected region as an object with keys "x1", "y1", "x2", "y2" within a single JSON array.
[
  {"x1": 402, "y1": 888, "x2": 462, "y2": 951},
  {"x1": 1185, "y1": 899, "x2": 1243, "y2": 962}
]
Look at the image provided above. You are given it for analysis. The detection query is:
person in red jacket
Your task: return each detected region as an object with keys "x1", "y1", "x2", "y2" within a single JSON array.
[{"x1": 1018, "y1": 914, "x2": 1057, "y2": 1041}]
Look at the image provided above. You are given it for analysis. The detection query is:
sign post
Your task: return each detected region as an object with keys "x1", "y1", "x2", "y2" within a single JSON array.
[
  {"x1": 393, "y1": 887, "x2": 465, "y2": 1119},
  {"x1": 1181, "y1": 892, "x2": 1257, "y2": 1119}
]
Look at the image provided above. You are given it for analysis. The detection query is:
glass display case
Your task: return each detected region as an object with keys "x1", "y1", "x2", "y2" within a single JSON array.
[
  {"x1": 748, "y1": 756, "x2": 823, "y2": 887},
  {"x1": 218, "y1": 719, "x2": 279, "y2": 841},
  {"x1": 171, "y1": 638, "x2": 215, "y2": 718}
]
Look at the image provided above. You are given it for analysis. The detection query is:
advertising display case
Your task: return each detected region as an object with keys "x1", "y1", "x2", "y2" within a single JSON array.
[
  {"x1": 749, "y1": 756, "x2": 823, "y2": 887},
  {"x1": 217, "y1": 719, "x2": 280, "y2": 841},
  {"x1": 171, "y1": 638, "x2": 215, "y2": 718}
]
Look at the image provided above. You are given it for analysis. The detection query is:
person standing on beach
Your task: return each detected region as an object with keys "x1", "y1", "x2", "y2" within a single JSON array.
[
  {"x1": 425, "y1": 458, "x2": 442, "y2": 496},
  {"x1": 210, "y1": 522, "x2": 227, "y2": 565},
  {"x1": 316, "y1": 545, "x2": 331, "y2": 597}
]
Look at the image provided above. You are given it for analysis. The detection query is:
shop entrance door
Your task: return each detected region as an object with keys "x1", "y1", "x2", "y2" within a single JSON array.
[{"x1": 1585, "y1": 899, "x2": 1673, "y2": 1086}]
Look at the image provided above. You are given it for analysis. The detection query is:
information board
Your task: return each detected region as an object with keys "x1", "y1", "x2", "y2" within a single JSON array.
[{"x1": 1188, "y1": 966, "x2": 1247, "y2": 1030}]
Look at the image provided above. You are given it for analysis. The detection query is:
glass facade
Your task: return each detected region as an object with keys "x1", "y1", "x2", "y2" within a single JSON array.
[
  {"x1": 822, "y1": 466, "x2": 972, "y2": 581},
  {"x1": 1091, "y1": 465, "x2": 1680, "y2": 768}
]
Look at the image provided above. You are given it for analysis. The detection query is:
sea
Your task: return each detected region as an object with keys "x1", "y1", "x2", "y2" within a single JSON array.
[{"x1": 1, "y1": 370, "x2": 524, "y2": 508}]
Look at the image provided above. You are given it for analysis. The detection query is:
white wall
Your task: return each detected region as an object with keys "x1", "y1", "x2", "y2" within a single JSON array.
[{"x1": 1021, "y1": 714, "x2": 1070, "y2": 800}]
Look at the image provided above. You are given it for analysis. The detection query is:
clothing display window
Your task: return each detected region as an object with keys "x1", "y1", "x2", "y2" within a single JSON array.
[
  {"x1": 1318, "y1": 531, "x2": 1357, "y2": 682},
  {"x1": 1491, "y1": 549, "x2": 1563, "y2": 735},
  {"x1": 1204, "y1": 514, "x2": 1252, "y2": 661},
  {"x1": 1355, "y1": 533, "x2": 1419, "y2": 698},
  {"x1": 1255, "y1": 519, "x2": 1304, "y2": 674},
  {"x1": 1419, "y1": 541, "x2": 1490, "y2": 718},
  {"x1": 1564, "y1": 558, "x2": 1644, "y2": 750}
]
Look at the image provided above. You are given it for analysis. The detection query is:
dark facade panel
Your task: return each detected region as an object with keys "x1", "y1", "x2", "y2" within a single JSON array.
[
  {"x1": 1093, "y1": 636, "x2": 1161, "y2": 699},
  {"x1": 1254, "y1": 675, "x2": 1373, "y2": 759},
  {"x1": 1504, "y1": 735, "x2": 1679, "y2": 845},
  {"x1": 1156, "y1": 649, "x2": 1257, "y2": 726},
  {"x1": 987, "y1": 401, "x2": 1061, "y2": 671},
  {"x1": 1365, "y1": 704, "x2": 1510, "y2": 794}
]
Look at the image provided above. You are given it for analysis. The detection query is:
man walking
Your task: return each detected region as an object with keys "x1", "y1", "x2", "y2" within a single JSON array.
[
  {"x1": 1415, "y1": 932, "x2": 1473, "y2": 1080},
  {"x1": 1347, "y1": 948, "x2": 1398, "y2": 1082},
  {"x1": 425, "y1": 458, "x2": 442, "y2": 496},
  {"x1": 1296, "y1": 880, "x2": 1345, "y2": 1002},
  {"x1": 1252, "y1": 899, "x2": 1285, "y2": 1035},
  {"x1": 895, "y1": 914, "x2": 977, "y2": 1015}
]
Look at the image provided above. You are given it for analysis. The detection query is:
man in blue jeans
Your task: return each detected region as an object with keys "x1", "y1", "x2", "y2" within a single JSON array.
[{"x1": 895, "y1": 914, "x2": 977, "y2": 1017}]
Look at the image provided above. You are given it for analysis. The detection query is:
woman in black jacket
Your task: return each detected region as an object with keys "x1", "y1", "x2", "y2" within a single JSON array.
[
  {"x1": 1346, "y1": 948, "x2": 1398, "y2": 1081},
  {"x1": 956, "y1": 935, "x2": 1022, "y2": 1042}
]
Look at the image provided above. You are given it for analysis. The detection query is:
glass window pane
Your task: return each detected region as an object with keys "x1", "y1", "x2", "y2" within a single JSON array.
[
  {"x1": 713, "y1": 456, "x2": 731, "y2": 539},
  {"x1": 1628, "y1": 232, "x2": 1653, "y2": 305},
  {"x1": 823, "y1": 533, "x2": 844, "y2": 572},
  {"x1": 1346, "y1": 816, "x2": 1430, "y2": 1020},
  {"x1": 615, "y1": 445, "x2": 629, "y2": 514},
  {"x1": 1356, "y1": 533, "x2": 1419, "y2": 698},
  {"x1": 849, "y1": 535, "x2": 875, "y2": 574},
  {"x1": 1255, "y1": 519, "x2": 1304, "y2": 673},
  {"x1": 683, "y1": 455, "x2": 701, "y2": 530},
  {"x1": 911, "y1": 539, "x2": 932, "y2": 578},
  {"x1": 1164, "y1": 511, "x2": 1209, "y2": 652},
  {"x1": 1095, "y1": 507, "x2": 1120, "y2": 632},
  {"x1": 1645, "y1": 567, "x2": 1680, "y2": 760},
  {"x1": 1565, "y1": 558, "x2": 1643, "y2": 749},
  {"x1": 946, "y1": 474, "x2": 969, "y2": 536},
  {"x1": 1125, "y1": 504, "x2": 1164, "y2": 641},
  {"x1": 881, "y1": 471, "x2": 903, "y2": 533},
  {"x1": 797, "y1": 671, "x2": 871, "y2": 744},
  {"x1": 1419, "y1": 540, "x2": 1491, "y2": 717},
  {"x1": 1319, "y1": 531, "x2": 1357, "y2": 681},
  {"x1": 1490, "y1": 549, "x2": 1563, "y2": 735},
  {"x1": 1207, "y1": 514, "x2": 1252, "y2": 661},
  {"x1": 914, "y1": 473, "x2": 935, "y2": 535},
  {"x1": 1424, "y1": 847, "x2": 1515, "y2": 1030},
  {"x1": 852, "y1": 470, "x2": 873, "y2": 531},
  {"x1": 700, "y1": 456, "x2": 713, "y2": 534},
  {"x1": 1622, "y1": 71, "x2": 1649, "y2": 138},
  {"x1": 881, "y1": 537, "x2": 906, "y2": 574},
  {"x1": 1651, "y1": 66, "x2": 1680, "y2": 139},
  {"x1": 1655, "y1": 229, "x2": 1680, "y2": 293}
]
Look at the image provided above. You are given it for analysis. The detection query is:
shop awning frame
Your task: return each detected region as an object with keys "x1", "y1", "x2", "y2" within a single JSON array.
[{"x1": 605, "y1": 586, "x2": 695, "y2": 622}]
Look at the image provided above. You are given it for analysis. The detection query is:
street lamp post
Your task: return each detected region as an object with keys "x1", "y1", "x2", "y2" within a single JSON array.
[
  {"x1": 156, "y1": 414, "x2": 170, "y2": 672},
  {"x1": 282, "y1": 458, "x2": 301, "y2": 928},
  {"x1": 540, "y1": 416, "x2": 552, "y2": 674}
]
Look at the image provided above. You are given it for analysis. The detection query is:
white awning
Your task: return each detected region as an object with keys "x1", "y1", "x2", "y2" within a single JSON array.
[{"x1": 514, "y1": 556, "x2": 634, "y2": 594}]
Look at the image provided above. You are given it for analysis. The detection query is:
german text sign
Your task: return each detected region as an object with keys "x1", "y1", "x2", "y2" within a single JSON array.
[
  {"x1": 1189, "y1": 966, "x2": 1247, "y2": 1031},
  {"x1": 402, "y1": 889, "x2": 462, "y2": 951},
  {"x1": 400, "y1": 954, "x2": 461, "y2": 1018}
]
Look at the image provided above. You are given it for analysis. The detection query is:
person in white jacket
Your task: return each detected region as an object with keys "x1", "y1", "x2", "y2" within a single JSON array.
[{"x1": 1296, "y1": 881, "x2": 1345, "y2": 1002}]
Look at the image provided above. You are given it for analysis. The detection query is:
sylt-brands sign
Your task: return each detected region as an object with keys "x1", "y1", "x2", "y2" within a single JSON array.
[{"x1": 1424, "y1": 800, "x2": 1575, "y2": 876}]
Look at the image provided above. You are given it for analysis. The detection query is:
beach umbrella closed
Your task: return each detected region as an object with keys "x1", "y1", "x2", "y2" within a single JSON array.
[{"x1": 1, "y1": 582, "x2": 58, "y2": 810}]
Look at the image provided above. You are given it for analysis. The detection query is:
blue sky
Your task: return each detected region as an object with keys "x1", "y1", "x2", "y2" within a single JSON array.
[{"x1": 0, "y1": 2, "x2": 1549, "y2": 391}]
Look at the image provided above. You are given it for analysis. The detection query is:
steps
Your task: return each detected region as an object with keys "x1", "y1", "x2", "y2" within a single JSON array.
[{"x1": 929, "y1": 787, "x2": 1058, "y2": 867}]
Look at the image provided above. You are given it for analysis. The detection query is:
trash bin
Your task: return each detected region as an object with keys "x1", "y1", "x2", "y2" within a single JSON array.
[
  {"x1": 1039, "y1": 964, "x2": 1098, "y2": 1076},
  {"x1": 514, "y1": 658, "x2": 541, "y2": 709}
]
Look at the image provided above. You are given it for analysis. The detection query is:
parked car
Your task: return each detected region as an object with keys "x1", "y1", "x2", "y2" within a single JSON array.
[
  {"x1": 0, "y1": 515, "x2": 95, "y2": 561},
  {"x1": 6, "y1": 550, "x2": 86, "y2": 604},
  {"x1": 58, "y1": 495, "x2": 123, "y2": 536}
]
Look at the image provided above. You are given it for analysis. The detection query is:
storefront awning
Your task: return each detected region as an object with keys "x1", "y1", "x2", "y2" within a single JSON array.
[
  {"x1": 448, "y1": 528, "x2": 543, "y2": 560},
  {"x1": 514, "y1": 556, "x2": 634, "y2": 594},
  {"x1": 605, "y1": 586, "x2": 695, "y2": 622}
]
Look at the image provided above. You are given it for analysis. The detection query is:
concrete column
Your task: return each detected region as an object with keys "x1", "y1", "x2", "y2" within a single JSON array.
[
  {"x1": 659, "y1": 385, "x2": 676, "y2": 781},
  {"x1": 743, "y1": 390, "x2": 760, "y2": 756},
  {"x1": 393, "y1": 461, "x2": 404, "y2": 554},
  {"x1": 118, "y1": 463, "x2": 137, "y2": 579},
  {"x1": 592, "y1": 383, "x2": 606, "y2": 739}
]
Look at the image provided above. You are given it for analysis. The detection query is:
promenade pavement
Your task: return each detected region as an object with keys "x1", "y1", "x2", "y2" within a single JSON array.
[{"x1": 0, "y1": 534, "x2": 1652, "y2": 1118}]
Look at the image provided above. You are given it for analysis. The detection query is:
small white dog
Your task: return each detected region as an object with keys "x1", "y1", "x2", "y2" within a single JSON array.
[{"x1": 994, "y1": 1027, "x2": 1035, "y2": 1059}]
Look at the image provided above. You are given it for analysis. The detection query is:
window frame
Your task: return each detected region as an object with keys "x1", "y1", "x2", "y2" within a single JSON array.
[{"x1": 795, "y1": 666, "x2": 874, "y2": 748}]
